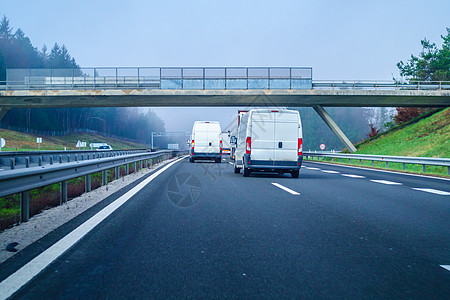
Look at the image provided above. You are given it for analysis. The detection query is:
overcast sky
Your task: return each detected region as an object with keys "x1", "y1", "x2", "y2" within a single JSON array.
[{"x1": 1, "y1": 0, "x2": 449, "y2": 132}]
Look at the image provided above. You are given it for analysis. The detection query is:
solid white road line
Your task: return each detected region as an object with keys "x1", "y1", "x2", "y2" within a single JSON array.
[
  {"x1": 271, "y1": 183, "x2": 300, "y2": 195},
  {"x1": 440, "y1": 265, "x2": 450, "y2": 272},
  {"x1": 228, "y1": 162, "x2": 234, "y2": 165},
  {"x1": 321, "y1": 170, "x2": 339, "y2": 174},
  {"x1": 341, "y1": 174, "x2": 366, "y2": 178},
  {"x1": 412, "y1": 188, "x2": 450, "y2": 196},
  {"x1": 0, "y1": 156, "x2": 186, "y2": 300},
  {"x1": 370, "y1": 180, "x2": 402, "y2": 185},
  {"x1": 304, "y1": 167, "x2": 320, "y2": 170}
]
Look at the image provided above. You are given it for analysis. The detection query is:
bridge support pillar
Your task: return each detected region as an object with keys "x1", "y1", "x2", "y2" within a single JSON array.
[
  {"x1": 0, "y1": 106, "x2": 10, "y2": 121},
  {"x1": 313, "y1": 105, "x2": 357, "y2": 153}
]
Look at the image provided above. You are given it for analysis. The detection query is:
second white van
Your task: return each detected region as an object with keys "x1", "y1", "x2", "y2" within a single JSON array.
[
  {"x1": 189, "y1": 121, "x2": 222, "y2": 163},
  {"x1": 232, "y1": 109, "x2": 303, "y2": 177}
]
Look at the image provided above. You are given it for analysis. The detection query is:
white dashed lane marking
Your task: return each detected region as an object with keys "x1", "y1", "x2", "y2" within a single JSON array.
[
  {"x1": 228, "y1": 162, "x2": 233, "y2": 165},
  {"x1": 370, "y1": 180, "x2": 402, "y2": 185},
  {"x1": 321, "y1": 170, "x2": 339, "y2": 174},
  {"x1": 271, "y1": 183, "x2": 300, "y2": 195},
  {"x1": 440, "y1": 265, "x2": 450, "y2": 272},
  {"x1": 341, "y1": 174, "x2": 366, "y2": 178},
  {"x1": 412, "y1": 188, "x2": 450, "y2": 196},
  {"x1": 304, "y1": 167, "x2": 320, "y2": 170}
]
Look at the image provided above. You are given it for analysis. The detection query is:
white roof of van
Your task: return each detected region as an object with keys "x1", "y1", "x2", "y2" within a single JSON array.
[
  {"x1": 194, "y1": 121, "x2": 220, "y2": 124},
  {"x1": 248, "y1": 108, "x2": 297, "y2": 114}
]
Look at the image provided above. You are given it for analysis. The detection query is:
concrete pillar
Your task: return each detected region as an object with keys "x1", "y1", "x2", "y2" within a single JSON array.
[
  {"x1": 0, "y1": 106, "x2": 11, "y2": 121},
  {"x1": 313, "y1": 105, "x2": 357, "y2": 153}
]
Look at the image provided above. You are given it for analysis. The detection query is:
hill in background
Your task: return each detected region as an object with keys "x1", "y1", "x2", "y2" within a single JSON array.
[
  {"x1": 355, "y1": 108, "x2": 449, "y2": 158},
  {"x1": 0, "y1": 129, "x2": 149, "y2": 151}
]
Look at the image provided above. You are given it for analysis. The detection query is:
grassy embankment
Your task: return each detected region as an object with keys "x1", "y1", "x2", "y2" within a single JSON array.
[
  {"x1": 0, "y1": 129, "x2": 149, "y2": 151},
  {"x1": 0, "y1": 130, "x2": 150, "y2": 230},
  {"x1": 307, "y1": 107, "x2": 450, "y2": 177}
]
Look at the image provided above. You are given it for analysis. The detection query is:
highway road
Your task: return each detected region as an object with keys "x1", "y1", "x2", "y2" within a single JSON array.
[{"x1": 1, "y1": 156, "x2": 449, "y2": 299}]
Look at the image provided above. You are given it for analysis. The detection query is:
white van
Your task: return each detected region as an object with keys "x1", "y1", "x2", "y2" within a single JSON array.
[
  {"x1": 232, "y1": 109, "x2": 303, "y2": 178},
  {"x1": 189, "y1": 121, "x2": 222, "y2": 163}
]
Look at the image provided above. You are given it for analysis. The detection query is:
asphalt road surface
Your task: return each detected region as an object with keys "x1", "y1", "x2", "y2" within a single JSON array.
[{"x1": 1, "y1": 156, "x2": 449, "y2": 299}]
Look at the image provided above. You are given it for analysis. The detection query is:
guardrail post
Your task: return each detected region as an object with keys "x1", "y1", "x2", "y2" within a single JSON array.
[
  {"x1": 20, "y1": 191, "x2": 30, "y2": 223},
  {"x1": 359, "y1": 159, "x2": 362, "y2": 165},
  {"x1": 403, "y1": 163, "x2": 406, "y2": 170},
  {"x1": 85, "y1": 174, "x2": 91, "y2": 192},
  {"x1": 59, "y1": 155, "x2": 62, "y2": 163},
  {"x1": 372, "y1": 160, "x2": 374, "y2": 167},
  {"x1": 10, "y1": 158, "x2": 15, "y2": 170},
  {"x1": 25, "y1": 157, "x2": 30, "y2": 168},
  {"x1": 126, "y1": 164, "x2": 129, "y2": 175},
  {"x1": 50, "y1": 156, "x2": 53, "y2": 165},
  {"x1": 448, "y1": 166, "x2": 449, "y2": 176},
  {"x1": 61, "y1": 180, "x2": 68, "y2": 204},
  {"x1": 386, "y1": 162, "x2": 389, "y2": 168},
  {"x1": 115, "y1": 166, "x2": 120, "y2": 179},
  {"x1": 39, "y1": 156, "x2": 43, "y2": 166},
  {"x1": 133, "y1": 162, "x2": 137, "y2": 173},
  {"x1": 102, "y1": 170, "x2": 107, "y2": 186},
  {"x1": 423, "y1": 165, "x2": 426, "y2": 172}
]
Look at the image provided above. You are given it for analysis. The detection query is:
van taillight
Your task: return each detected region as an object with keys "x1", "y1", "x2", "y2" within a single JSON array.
[
  {"x1": 298, "y1": 138, "x2": 303, "y2": 156},
  {"x1": 246, "y1": 137, "x2": 251, "y2": 154},
  {"x1": 191, "y1": 140, "x2": 194, "y2": 150}
]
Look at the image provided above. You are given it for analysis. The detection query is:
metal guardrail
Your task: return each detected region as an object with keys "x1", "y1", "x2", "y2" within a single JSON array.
[
  {"x1": 303, "y1": 152, "x2": 450, "y2": 175},
  {"x1": 0, "y1": 150, "x2": 187, "y2": 223},
  {"x1": 0, "y1": 149, "x2": 149, "y2": 170}
]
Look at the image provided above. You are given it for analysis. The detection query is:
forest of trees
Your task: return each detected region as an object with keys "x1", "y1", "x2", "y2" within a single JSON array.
[
  {"x1": 0, "y1": 16, "x2": 165, "y2": 145},
  {"x1": 393, "y1": 27, "x2": 450, "y2": 126}
]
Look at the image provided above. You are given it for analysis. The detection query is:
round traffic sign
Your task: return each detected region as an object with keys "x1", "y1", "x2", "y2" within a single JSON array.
[
  {"x1": 0, "y1": 138, "x2": 5, "y2": 148},
  {"x1": 320, "y1": 144, "x2": 326, "y2": 150}
]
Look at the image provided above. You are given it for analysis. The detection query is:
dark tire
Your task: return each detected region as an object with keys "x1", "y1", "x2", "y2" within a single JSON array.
[
  {"x1": 234, "y1": 164, "x2": 241, "y2": 173},
  {"x1": 215, "y1": 158, "x2": 221, "y2": 163},
  {"x1": 291, "y1": 170, "x2": 299, "y2": 178},
  {"x1": 189, "y1": 157, "x2": 194, "y2": 163},
  {"x1": 243, "y1": 166, "x2": 250, "y2": 177}
]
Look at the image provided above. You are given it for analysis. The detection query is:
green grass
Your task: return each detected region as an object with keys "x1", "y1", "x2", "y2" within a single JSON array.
[
  {"x1": 355, "y1": 108, "x2": 450, "y2": 158},
  {"x1": 307, "y1": 107, "x2": 450, "y2": 177},
  {"x1": 0, "y1": 129, "x2": 149, "y2": 151}
]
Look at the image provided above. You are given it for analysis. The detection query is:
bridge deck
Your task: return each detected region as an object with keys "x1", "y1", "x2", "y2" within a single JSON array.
[{"x1": 1, "y1": 88, "x2": 449, "y2": 107}]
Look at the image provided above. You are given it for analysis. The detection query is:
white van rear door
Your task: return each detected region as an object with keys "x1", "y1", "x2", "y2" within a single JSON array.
[
  {"x1": 250, "y1": 112, "x2": 275, "y2": 161},
  {"x1": 274, "y1": 111, "x2": 298, "y2": 161}
]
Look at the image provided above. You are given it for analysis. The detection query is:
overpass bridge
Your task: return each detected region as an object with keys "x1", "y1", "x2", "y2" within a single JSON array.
[{"x1": 1, "y1": 67, "x2": 449, "y2": 152}]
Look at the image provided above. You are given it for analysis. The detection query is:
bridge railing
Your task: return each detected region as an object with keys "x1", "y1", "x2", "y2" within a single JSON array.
[
  {"x1": 312, "y1": 80, "x2": 450, "y2": 91},
  {"x1": 2, "y1": 68, "x2": 449, "y2": 91},
  {"x1": 2, "y1": 67, "x2": 313, "y2": 90}
]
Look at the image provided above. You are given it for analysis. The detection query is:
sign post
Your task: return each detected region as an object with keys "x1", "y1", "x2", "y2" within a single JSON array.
[
  {"x1": 0, "y1": 138, "x2": 5, "y2": 151},
  {"x1": 37, "y1": 137, "x2": 42, "y2": 150}
]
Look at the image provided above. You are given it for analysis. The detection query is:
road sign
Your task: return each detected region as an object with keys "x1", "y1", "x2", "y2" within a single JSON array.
[
  {"x1": 320, "y1": 144, "x2": 326, "y2": 150},
  {"x1": 0, "y1": 138, "x2": 5, "y2": 150},
  {"x1": 76, "y1": 140, "x2": 82, "y2": 148},
  {"x1": 37, "y1": 137, "x2": 42, "y2": 149}
]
